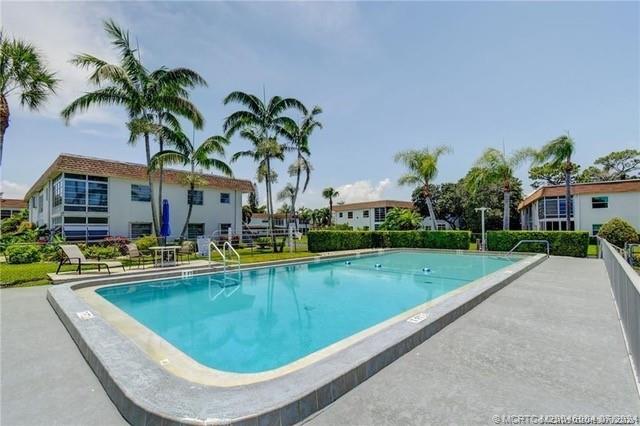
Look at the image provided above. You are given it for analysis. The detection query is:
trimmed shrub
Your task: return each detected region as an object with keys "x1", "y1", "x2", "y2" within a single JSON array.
[
  {"x1": 134, "y1": 235, "x2": 158, "y2": 252},
  {"x1": 101, "y1": 236, "x2": 130, "y2": 255},
  {"x1": 486, "y1": 231, "x2": 589, "y2": 257},
  {"x1": 83, "y1": 245, "x2": 120, "y2": 259},
  {"x1": 5, "y1": 244, "x2": 42, "y2": 264},
  {"x1": 308, "y1": 230, "x2": 470, "y2": 252},
  {"x1": 597, "y1": 217, "x2": 639, "y2": 248}
]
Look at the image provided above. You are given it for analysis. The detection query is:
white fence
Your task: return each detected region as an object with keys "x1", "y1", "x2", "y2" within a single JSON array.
[{"x1": 599, "y1": 237, "x2": 640, "y2": 390}]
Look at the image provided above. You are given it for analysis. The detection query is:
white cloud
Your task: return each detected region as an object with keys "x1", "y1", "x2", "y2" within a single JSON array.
[
  {"x1": 0, "y1": 180, "x2": 29, "y2": 199},
  {"x1": 335, "y1": 178, "x2": 391, "y2": 204},
  {"x1": 2, "y1": 2, "x2": 124, "y2": 126}
]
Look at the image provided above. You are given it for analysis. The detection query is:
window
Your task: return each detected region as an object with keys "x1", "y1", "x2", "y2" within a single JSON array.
[
  {"x1": 347, "y1": 211, "x2": 353, "y2": 219},
  {"x1": 374, "y1": 207, "x2": 386, "y2": 222},
  {"x1": 38, "y1": 194, "x2": 43, "y2": 213},
  {"x1": 363, "y1": 210, "x2": 369, "y2": 218},
  {"x1": 131, "y1": 184, "x2": 151, "y2": 202},
  {"x1": 64, "y1": 216, "x2": 86, "y2": 224},
  {"x1": 592, "y1": 224, "x2": 602, "y2": 235},
  {"x1": 592, "y1": 196, "x2": 608, "y2": 209},
  {"x1": 88, "y1": 181, "x2": 108, "y2": 212},
  {"x1": 187, "y1": 223, "x2": 205, "y2": 239},
  {"x1": 437, "y1": 224, "x2": 447, "y2": 230},
  {"x1": 130, "y1": 223, "x2": 152, "y2": 239},
  {"x1": 188, "y1": 190, "x2": 203, "y2": 205},
  {"x1": 52, "y1": 176, "x2": 63, "y2": 207},
  {"x1": 63, "y1": 174, "x2": 108, "y2": 212},
  {"x1": 339, "y1": 212, "x2": 343, "y2": 218},
  {"x1": 88, "y1": 217, "x2": 108, "y2": 224},
  {"x1": 220, "y1": 193, "x2": 230, "y2": 204},
  {"x1": 65, "y1": 180, "x2": 86, "y2": 206},
  {"x1": 220, "y1": 223, "x2": 232, "y2": 233}
]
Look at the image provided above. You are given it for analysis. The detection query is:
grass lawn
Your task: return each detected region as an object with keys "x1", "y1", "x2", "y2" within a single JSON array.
[
  {"x1": 1, "y1": 262, "x2": 77, "y2": 287},
  {"x1": 2, "y1": 247, "x2": 315, "y2": 288}
]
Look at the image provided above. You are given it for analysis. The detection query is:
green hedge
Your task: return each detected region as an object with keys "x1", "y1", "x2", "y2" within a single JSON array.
[
  {"x1": 308, "y1": 230, "x2": 470, "y2": 252},
  {"x1": 486, "y1": 231, "x2": 589, "y2": 257}
]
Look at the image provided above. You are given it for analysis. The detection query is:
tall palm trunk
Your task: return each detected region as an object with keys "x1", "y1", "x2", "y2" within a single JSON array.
[
  {"x1": 0, "y1": 95, "x2": 9, "y2": 166},
  {"x1": 265, "y1": 157, "x2": 277, "y2": 252},
  {"x1": 144, "y1": 133, "x2": 160, "y2": 237},
  {"x1": 181, "y1": 181, "x2": 195, "y2": 239},
  {"x1": 328, "y1": 197, "x2": 333, "y2": 226},
  {"x1": 564, "y1": 166, "x2": 572, "y2": 230},
  {"x1": 502, "y1": 190, "x2": 511, "y2": 230},
  {"x1": 423, "y1": 185, "x2": 438, "y2": 231},
  {"x1": 292, "y1": 155, "x2": 302, "y2": 233},
  {"x1": 157, "y1": 136, "x2": 164, "y2": 233}
]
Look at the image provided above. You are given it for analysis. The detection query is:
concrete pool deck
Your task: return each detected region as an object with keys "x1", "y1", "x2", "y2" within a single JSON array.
[{"x1": 1, "y1": 256, "x2": 639, "y2": 425}]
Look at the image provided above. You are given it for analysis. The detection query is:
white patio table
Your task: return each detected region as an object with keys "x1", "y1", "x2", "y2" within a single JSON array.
[{"x1": 149, "y1": 245, "x2": 181, "y2": 268}]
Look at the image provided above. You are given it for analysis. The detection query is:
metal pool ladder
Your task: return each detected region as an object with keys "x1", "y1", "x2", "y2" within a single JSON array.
[
  {"x1": 504, "y1": 240, "x2": 550, "y2": 259},
  {"x1": 208, "y1": 241, "x2": 241, "y2": 288}
]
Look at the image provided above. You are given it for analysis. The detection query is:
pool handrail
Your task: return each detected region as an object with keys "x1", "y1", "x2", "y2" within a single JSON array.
[{"x1": 505, "y1": 239, "x2": 550, "y2": 258}]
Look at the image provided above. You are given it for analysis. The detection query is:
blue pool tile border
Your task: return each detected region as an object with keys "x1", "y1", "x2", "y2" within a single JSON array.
[{"x1": 47, "y1": 249, "x2": 547, "y2": 425}]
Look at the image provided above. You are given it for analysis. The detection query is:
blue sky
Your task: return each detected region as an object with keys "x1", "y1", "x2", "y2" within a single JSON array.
[{"x1": 2, "y1": 1, "x2": 638, "y2": 207}]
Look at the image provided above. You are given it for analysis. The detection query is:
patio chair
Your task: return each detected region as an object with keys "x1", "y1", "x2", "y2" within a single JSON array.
[
  {"x1": 56, "y1": 244, "x2": 125, "y2": 275},
  {"x1": 126, "y1": 243, "x2": 152, "y2": 270},
  {"x1": 177, "y1": 241, "x2": 194, "y2": 264}
]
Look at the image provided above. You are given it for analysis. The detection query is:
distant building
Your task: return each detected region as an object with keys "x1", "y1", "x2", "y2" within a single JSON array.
[
  {"x1": 518, "y1": 179, "x2": 640, "y2": 235},
  {"x1": 24, "y1": 154, "x2": 254, "y2": 241},
  {"x1": 0, "y1": 198, "x2": 26, "y2": 219},
  {"x1": 332, "y1": 199, "x2": 450, "y2": 230},
  {"x1": 244, "y1": 212, "x2": 310, "y2": 235}
]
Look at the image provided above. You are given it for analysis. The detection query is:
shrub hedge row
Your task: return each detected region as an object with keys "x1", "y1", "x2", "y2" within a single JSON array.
[
  {"x1": 486, "y1": 231, "x2": 589, "y2": 257},
  {"x1": 308, "y1": 230, "x2": 471, "y2": 252}
]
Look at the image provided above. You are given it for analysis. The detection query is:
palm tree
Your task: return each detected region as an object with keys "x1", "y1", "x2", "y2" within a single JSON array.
[
  {"x1": 0, "y1": 33, "x2": 58, "y2": 165},
  {"x1": 394, "y1": 146, "x2": 452, "y2": 230},
  {"x1": 322, "y1": 187, "x2": 339, "y2": 226},
  {"x1": 277, "y1": 183, "x2": 297, "y2": 227},
  {"x1": 466, "y1": 148, "x2": 533, "y2": 230},
  {"x1": 224, "y1": 91, "x2": 306, "y2": 250},
  {"x1": 61, "y1": 19, "x2": 206, "y2": 236},
  {"x1": 282, "y1": 106, "x2": 322, "y2": 232},
  {"x1": 232, "y1": 127, "x2": 286, "y2": 251},
  {"x1": 150, "y1": 128, "x2": 232, "y2": 239},
  {"x1": 534, "y1": 134, "x2": 576, "y2": 230}
]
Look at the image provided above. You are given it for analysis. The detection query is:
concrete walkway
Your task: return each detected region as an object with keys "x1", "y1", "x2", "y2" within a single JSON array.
[
  {"x1": 307, "y1": 257, "x2": 640, "y2": 424},
  {"x1": 1, "y1": 257, "x2": 638, "y2": 425},
  {"x1": 0, "y1": 285, "x2": 126, "y2": 426}
]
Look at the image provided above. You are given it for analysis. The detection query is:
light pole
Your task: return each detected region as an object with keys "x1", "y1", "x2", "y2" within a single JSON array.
[{"x1": 475, "y1": 207, "x2": 489, "y2": 251}]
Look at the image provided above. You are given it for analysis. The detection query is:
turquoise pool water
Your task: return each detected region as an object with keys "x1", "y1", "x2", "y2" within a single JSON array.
[{"x1": 97, "y1": 251, "x2": 515, "y2": 373}]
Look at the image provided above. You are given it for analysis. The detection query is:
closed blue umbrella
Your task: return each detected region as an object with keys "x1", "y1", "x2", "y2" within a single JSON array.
[{"x1": 160, "y1": 199, "x2": 171, "y2": 241}]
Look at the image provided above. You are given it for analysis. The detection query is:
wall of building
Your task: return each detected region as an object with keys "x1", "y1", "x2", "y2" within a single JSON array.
[
  {"x1": 575, "y1": 192, "x2": 640, "y2": 234},
  {"x1": 334, "y1": 208, "x2": 374, "y2": 229},
  {"x1": 29, "y1": 176, "x2": 243, "y2": 240}
]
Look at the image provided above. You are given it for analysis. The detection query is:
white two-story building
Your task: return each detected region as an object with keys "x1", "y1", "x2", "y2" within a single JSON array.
[
  {"x1": 518, "y1": 179, "x2": 640, "y2": 235},
  {"x1": 332, "y1": 200, "x2": 451, "y2": 230},
  {"x1": 24, "y1": 154, "x2": 254, "y2": 241}
]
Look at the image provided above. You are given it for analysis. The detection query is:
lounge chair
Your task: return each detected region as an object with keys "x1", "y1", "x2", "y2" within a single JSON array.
[
  {"x1": 56, "y1": 244, "x2": 125, "y2": 275},
  {"x1": 177, "y1": 241, "x2": 194, "y2": 264},
  {"x1": 126, "y1": 243, "x2": 151, "y2": 269}
]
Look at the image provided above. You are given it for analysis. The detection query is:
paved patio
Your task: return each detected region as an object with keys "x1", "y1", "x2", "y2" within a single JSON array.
[{"x1": 1, "y1": 257, "x2": 638, "y2": 425}]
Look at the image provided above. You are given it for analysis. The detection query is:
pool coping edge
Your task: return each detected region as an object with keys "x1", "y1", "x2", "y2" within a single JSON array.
[{"x1": 47, "y1": 250, "x2": 547, "y2": 426}]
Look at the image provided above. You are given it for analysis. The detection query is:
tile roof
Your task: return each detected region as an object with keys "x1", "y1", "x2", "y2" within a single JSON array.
[
  {"x1": 25, "y1": 154, "x2": 254, "y2": 199},
  {"x1": 332, "y1": 200, "x2": 414, "y2": 212},
  {"x1": 0, "y1": 198, "x2": 27, "y2": 209},
  {"x1": 518, "y1": 179, "x2": 640, "y2": 210}
]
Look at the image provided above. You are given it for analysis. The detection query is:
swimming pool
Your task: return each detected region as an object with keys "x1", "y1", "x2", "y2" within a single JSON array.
[{"x1": 96, "y1": 250, "x2": 516, "y2": 373}]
